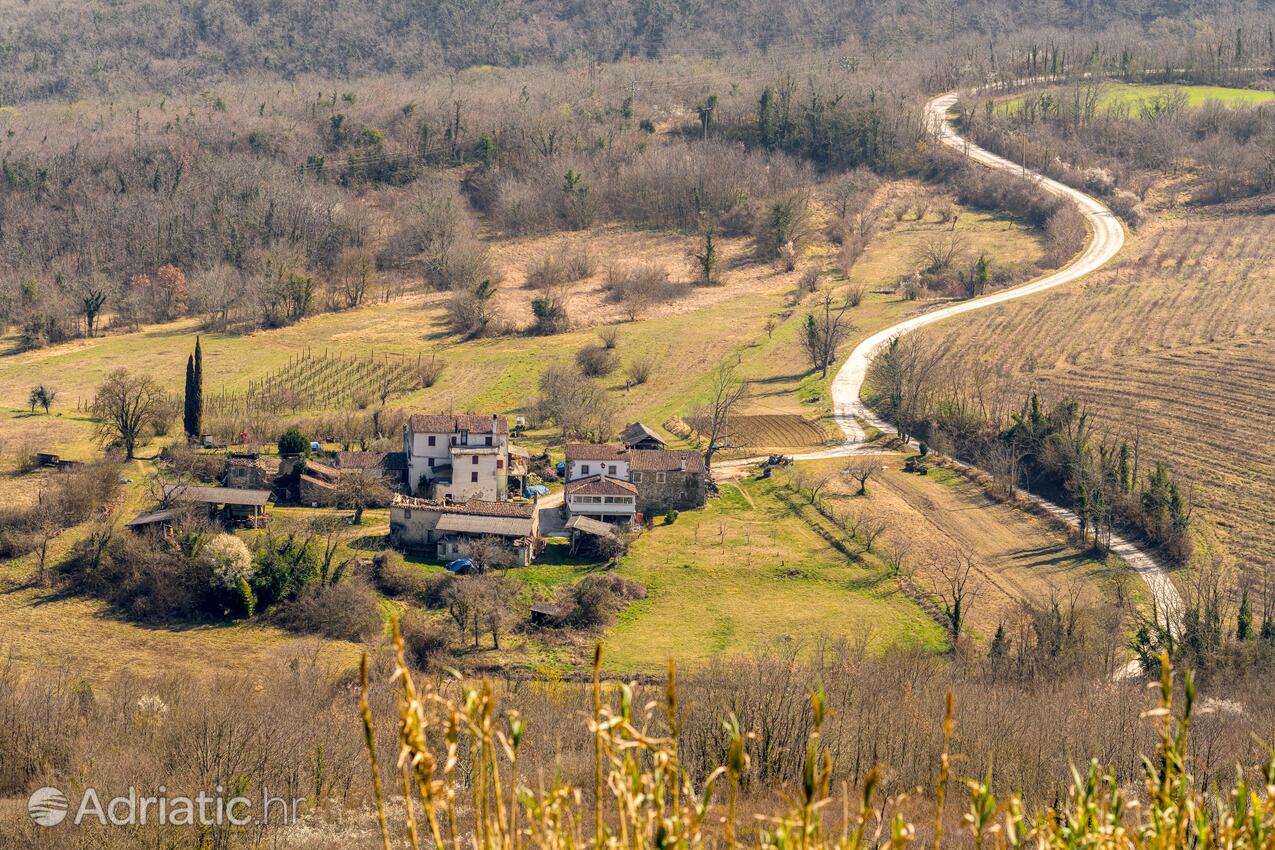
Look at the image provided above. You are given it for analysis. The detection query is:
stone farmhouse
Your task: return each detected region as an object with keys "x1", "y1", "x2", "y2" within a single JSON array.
[
  {"x1": 389, "y1": 494, "x2": 541, "y2": 565},
  {"x1": 403, "y1": 414, "x2": 510, "y2": 501},
  {"x1": 563, "y1": 443, "x2": 706, "y2": 522}
]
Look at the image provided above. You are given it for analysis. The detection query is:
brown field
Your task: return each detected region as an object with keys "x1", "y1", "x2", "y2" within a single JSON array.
[
  {"x1": 920, "y1": 212, "x2": 1275, "y2": 576},
  {"x1": 692, "y1": 413, "x2": 833, "y2": 449},
  {"x1": 799, "y1": 458, "x2": 1130, "y2": 644}
]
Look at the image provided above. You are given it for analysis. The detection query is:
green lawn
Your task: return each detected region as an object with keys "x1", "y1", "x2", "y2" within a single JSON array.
[
  {"x1": 1001, "y1": 81, "x2": 1275, "y2": 115},
  {"x1": 600, "y1": 478, "x2": 945, "y2": 673}
]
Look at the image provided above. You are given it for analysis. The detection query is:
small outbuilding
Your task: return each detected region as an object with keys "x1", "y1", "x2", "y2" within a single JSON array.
[
  {"x1": 620, "y1": 422, "x2": 666, "y2": 450},
  {"x1": 163, "y1": 484, "x2": 272, "y2": 528}
]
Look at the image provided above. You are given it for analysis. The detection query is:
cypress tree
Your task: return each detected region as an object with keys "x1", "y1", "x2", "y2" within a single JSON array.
[
  {"x1": 183, "y1": 354, "x2": 196, "y2": 439},
  {"x1": 1237, "y1": 588, "x2": 1252, "y2": 641},
  {"x1": 183, "y1": 336, "x2": 204, "y2": 440},
  {"x1": 192, "y1": 336, "x2": 203, "y2": 437}
]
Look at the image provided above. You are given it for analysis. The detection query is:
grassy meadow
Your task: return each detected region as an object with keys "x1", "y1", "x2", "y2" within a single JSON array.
[{"x1": 0, "y1": 177, "x2": 1077, "y2": 681}]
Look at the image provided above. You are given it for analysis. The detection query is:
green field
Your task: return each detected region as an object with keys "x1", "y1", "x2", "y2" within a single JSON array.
[{"x1": 1001, "y1": 81, "x2": 1275, "y2": 115}]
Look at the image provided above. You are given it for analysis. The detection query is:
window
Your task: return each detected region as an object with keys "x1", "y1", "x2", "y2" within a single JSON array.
[
  {"x1": 485, "y1": 436, "x2": 492, "y2": 446},
  {"x1": 581, "y1": 464, "x2": 590, "y2": 475},
  {"x1": 655, "y1": 472, "x2": 666, "y2": 483},
  {"x1": 472, "y1": 455, "x2": 479, "y2": 465},
  {"x1": 427, "y1": 457, "x2": 434, "y2": 467},
  {"x1": 404, "y1": 509, "x2": 412, "y2": 519},
  {"x1": 427, "y1": 435, "x2": 436, "y2": 447},
  {"x1": 632, "y1": 472, "x2": 643, "y2": 483},
  {"x1": 496, "y1": 458, "x2": 504, "y2": 470},
  {"x1": 471, "y1": 471, "x2": 479, "y2": 483},
  {"x1": 607, "y1": 465, "x2": 617, "y2": 476}
]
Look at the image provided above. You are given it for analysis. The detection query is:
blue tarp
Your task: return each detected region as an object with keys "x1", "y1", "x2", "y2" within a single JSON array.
[
  {"x1": 524, "y1": 484, "x2": 551, "y2": 497},
  {"x1": 446, "y1": 558, "x2": 477, "y2": 574}
]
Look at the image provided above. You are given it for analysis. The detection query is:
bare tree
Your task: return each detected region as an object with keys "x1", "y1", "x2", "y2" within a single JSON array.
[
  {"x1": 696, "y1": 362, "x2": 748, "y2": 470},
  {"x1": 331, "y1": 469, "x2": 393, "y2": 524},
  {"x1": 91, "y1": 368, "x2": 166, "y2": 459},
  {"x1": 859, "y1": 516, "x2": 888, "y2": 553},
  {"x1": 335, "y1": 248, "x2": 377, "y2": 309},
  {"x1": 845, "y1": 455, "x2": 883, "y2": 495},
  {"x1": 802, "y1": 288, "x2": 855, "y2": 378},
  {"x1": 933, "y1": 551, "x2": 980, "y2": 648}
]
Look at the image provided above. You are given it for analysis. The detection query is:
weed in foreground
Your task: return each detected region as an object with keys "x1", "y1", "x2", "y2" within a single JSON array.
[{"x1": 362, "y1": 626, "x2": 1275, "y2": 850}]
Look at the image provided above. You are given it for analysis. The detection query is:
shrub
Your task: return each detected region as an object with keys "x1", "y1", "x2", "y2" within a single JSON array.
[
  {"x1": 798, "y1": 269, "x2": 821, "y2": 293},
  {"x1": 624, "y1": 354, "x2": 655, "y2": 386},
  {"x1": 1108, "y1": 189, "x2": 1146, "y2": 229},
  {"x1": 530, "y1": 294, "x2": 570, "y2": 335},
  {"x1": 278, "y1": 427, "x2": 309, "y2": 456},
  {"x1": 576, "y1": 344, "x2": 618, "y2": 377},
  {"x1": 559, "y1": 573, "x2": 647, "y2": 629},
  {"x1": 398, "y1": 609, "x2": 451, "y2": 670},
  {"x1": 373, "y1": 550, "x2": 429, "y2": 598},
  {"x1": 274, "y1": 578, "x2": 383, "y2": 641},
  {"x1": 597, "y1": 326, "x2": 619, "y2": 349},
  {"x1": 525, "y1": 247, "x2": 595, "y2": 289},
  {"x1": 663, "y1": 509, "x2": 678, "y2": 525}
]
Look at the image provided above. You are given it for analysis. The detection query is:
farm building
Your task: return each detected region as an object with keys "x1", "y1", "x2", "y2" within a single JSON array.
[
  {"x1": 563, "y1": 444, "x2": 705, "y2": 517},
  {"x1": 564, "y1": 444, "x2": 629, "y2": 482},
  {"x1": 564, "y1": 475, "x2": 637, "y2": 524},
  {"x1": 403, "y1": 414, "x2": 511, "y2": 501},
  {"x1": 162, "y1": 484, "x2": 271, "y2": 528},
  {"x1": 222, "y1": 453, "x2": 282, "y2": 491},
  {"x1": 620, "y1": 422, "x2": 666, "y2": 450},
  {"x1": 629, "y1": 450, "x2": 706, "y2": 514},
  {"x1": 389, "y1": 494, "x2": 541, "y2": 566},
  {"x1": 333, "y1": 451, "x2": 407, "y2": 484}
]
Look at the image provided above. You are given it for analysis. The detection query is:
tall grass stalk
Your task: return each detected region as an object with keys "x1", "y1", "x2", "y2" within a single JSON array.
[{"x1": 362, "y1": 632, "x2": 1275, "y2": 850}]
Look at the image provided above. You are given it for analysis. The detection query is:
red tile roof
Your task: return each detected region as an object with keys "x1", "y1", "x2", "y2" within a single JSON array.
[
  {"x1": 629, "y1": 449, "x2": 705, "y2": 472},
  {"x1": 565, "y1": 443, "x2": 628, "y2": 462},
  {"x1": 408, "y1": 414, "x2": 509, "y2": 435},
  {"x1": 565, "y1": 475, "x2": 638, "y2": 497}
]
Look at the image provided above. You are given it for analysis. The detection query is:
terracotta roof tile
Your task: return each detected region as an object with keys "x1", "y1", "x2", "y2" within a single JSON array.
[
  {"x1": 628, "y1": 449, "x2": 704, "y2": 472},
  {"x1": 565, "y1": 443, "x2": 628, "y2": 462},
  {"x1": 565, "y1": 475, "x2": 638, "y2": 496},
  {"x1": 391, "y1": 494, "x2": 535, "y2": 518},
  {"x1": 408, "y1": 414, "x2": 509, "y2": 435}
]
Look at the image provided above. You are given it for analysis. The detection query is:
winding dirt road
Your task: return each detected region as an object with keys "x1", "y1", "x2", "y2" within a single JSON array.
[{"x1": 721, "y1": 90, "x2": 1183, "y2": 635}]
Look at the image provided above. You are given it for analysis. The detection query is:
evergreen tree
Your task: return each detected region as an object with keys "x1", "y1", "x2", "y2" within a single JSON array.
[
  {"x1": 989, "y1": 623, "x2": 1008, "y2": 659},
  {"x1": 183, "y1": 336, "x2": 203, "y2": 439},
  {"x1": 1237, "y1": 588, "x2": 1252, "y2": 641},
  {"x1": 183, "y1": 354, "x2": 196, "y2": 439}
]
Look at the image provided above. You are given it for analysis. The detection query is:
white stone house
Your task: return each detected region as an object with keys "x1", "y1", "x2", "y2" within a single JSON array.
[
  {"x1": 564, "y1": 443, "x2": 629, "y2": 482},
  {"x1": 564, "y1": 475, "x2": 638, "y2": 524},
  {"x1": 403, "y1": 414, "x2": 510, "y2": 501}
]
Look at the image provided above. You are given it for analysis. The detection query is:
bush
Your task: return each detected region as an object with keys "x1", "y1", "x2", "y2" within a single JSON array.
[
  {"x1": 559, "y1": 573, "x2": 647, "y2": 629},
  {"x1": 398, "y1": 609, "x2": 451, "y2": 670},
  {"x1": 597, "y1": 326, "x2": 619, "y2": 349},
  {"x1": 576, "y1": 344, "x2": 618, "y2": 377},
  {"x1": 275, "y1": 578, "x2": 383, "y2": 641},
  {"x1": 664, "y1": 509, "x2": 678, "y2": 525},
  {"x1": 624, "y1": 354, "x2": 655, "y2": 386},
  {"x1": 530, "y1": 294, "x2": 570, "y2": 335},
  {"x1": 278, "y1": 427, "x2": 309, "y2": 456},
  {"x1": 1108, "y1": 189, "x2": 1146, "y2": 229},
  {"x1": 373, "y1": 550, "x2": 429, "y2": 598},
  {"x1": 525, "y1": 247, "x2": 595, "y2": 289}
]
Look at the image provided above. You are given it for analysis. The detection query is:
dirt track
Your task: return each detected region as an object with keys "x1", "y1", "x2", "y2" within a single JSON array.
[{"x1": 720, "y1": 89, "x2": 1183, "y2": 638}]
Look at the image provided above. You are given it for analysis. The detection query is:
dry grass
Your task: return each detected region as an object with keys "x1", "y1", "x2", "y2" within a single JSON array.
[{"x1": 920, "y1": 212, "x2": 1275, "y2": 576}]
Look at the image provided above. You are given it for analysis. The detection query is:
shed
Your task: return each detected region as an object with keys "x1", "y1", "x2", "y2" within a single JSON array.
[
  {"x1": 164, "y1": 484, "x2": 271, "y2": 527},
  {"x1": 621, "y1": 422, "x2": 666, "y2": 450},
  {"x1": 125, "y1": 508, "x2": 180, "y2": 533},
  {"x1": 530, "y1": 602, "x2": 565, "y2": 627}
]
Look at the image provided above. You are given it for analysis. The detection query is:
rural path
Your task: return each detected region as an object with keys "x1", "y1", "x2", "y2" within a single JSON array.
[{"x1": 717, "y1": 89, "x2": 1183, "y2": 639}]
